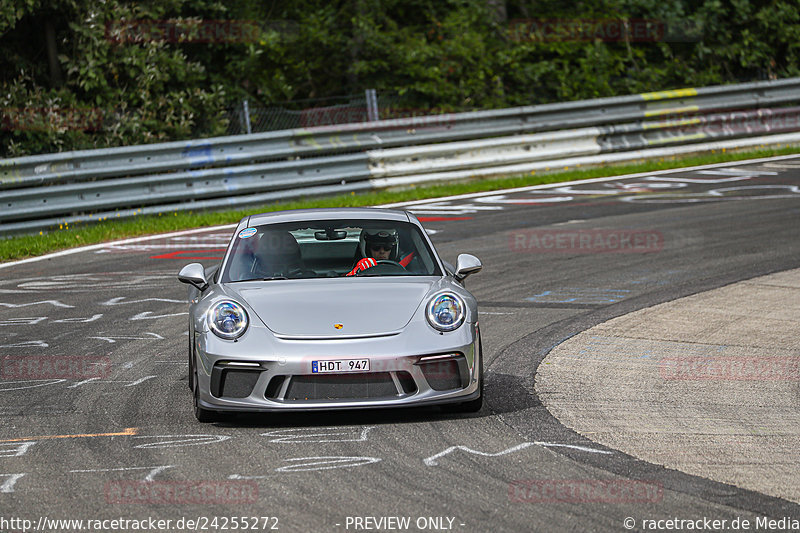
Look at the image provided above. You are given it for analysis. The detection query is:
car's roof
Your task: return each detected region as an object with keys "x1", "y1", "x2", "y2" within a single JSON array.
[{"x1": 245, "y1": 207, "x2": 412, "y2": 227}]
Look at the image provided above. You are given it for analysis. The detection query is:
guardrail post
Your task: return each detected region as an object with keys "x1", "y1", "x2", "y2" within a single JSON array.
[
  {"x1": 243, "y1": 99, "x2": 252, "y2": 135},
  {"x1": 365, "y1": 89, "x2": 379, "y2": 122}
]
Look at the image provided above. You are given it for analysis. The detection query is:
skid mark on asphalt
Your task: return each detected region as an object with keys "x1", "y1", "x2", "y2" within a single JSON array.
[
  {"x1": 0, "y1": 317, "x2": 47, "y2": 326},
  {"x1": 53, "y1": 314, "x2": 104, "y2": 323},
  {"x1": 423, "y1": 442, "x2": 612, "y2": 466},
  {"x1": 0, "y1": 379, "x2": 63, "y2": 391},
  {"x1": 89, "y1": 333, "x2": 163, "y2": 343},
  {"x1": 260, "y1": 426, "x2": 375, "y2": 443},
  {"x1": 0, "y1": 272, "x2": 175, "y2": 293},
  {"x1": 0, "y1": 473, "x2": 26, "y2": 493},
  {"x1": 101, "y1": 297, "x2": 183, "y2": 306},
  {"x1": 0, "y1": 442, "x2": 36, "y2": 457},
  {"x1": 0, "y1": 300, "x2": 73, "y2": 309},
  {"x1": 228, "y1": 456, "x2": 383, "y2": 477},
  {"x1": 70, "y1": 465, "x2": 174, "y2": 482},
  {"x1": 132, "y1": 435, "x2": 231, "y2": 449},
  {"x1": 129, "y1": 311, "x2": 188, "y2": 320},
  {"x1": 67, "y1": 376, "x2": 156, "y2": 388},
  {"x1": 275, "y1": 456, "x2": 382, "y2": 472},
  {"x1": 1, "y1": 315, "x2": 104, "y2": 326}
]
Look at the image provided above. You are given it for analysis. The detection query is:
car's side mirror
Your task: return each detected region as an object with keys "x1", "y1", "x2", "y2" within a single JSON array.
[
  {"x1": 454, "y1": 254, "x2": 482, "y2": 282},
  {"x1": 178, "y1": 263, "x2": 208, "y2": 291}
]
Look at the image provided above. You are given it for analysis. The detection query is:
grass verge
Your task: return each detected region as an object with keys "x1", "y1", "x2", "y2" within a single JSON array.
[{"x1": 2, "y1": 144, "x2": 799, "y2": 263}]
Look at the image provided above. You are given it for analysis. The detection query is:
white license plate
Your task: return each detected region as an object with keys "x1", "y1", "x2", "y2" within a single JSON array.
[{"x1": 311, "y1": 359, "x2": 370, "y2": 373}]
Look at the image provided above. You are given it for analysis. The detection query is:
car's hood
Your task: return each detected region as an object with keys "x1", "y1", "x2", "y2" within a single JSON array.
[{"x1": 229, "y1": 278, "x2": 437, "y2": 338}]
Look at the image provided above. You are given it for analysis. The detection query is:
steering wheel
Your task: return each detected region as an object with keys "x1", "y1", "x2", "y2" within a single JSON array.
[
  {"x1": 355, "y1": 260, "x2": 407, "y2": 276},
  {"x1": 376, "y1": 260, "x2": 404, "y2": 268}
]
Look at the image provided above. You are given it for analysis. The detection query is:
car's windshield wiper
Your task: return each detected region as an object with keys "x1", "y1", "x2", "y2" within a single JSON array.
[{"x1": 261, "y1": 276, "x2": 288, "y2": 281}]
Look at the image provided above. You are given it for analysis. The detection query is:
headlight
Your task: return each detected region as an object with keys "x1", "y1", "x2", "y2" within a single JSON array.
[
  {"x1": 207, "y1": 301, "x2": 248, "y2": 340},
  {"x1": 426, "y1": 293, "x2": 465, "y2": 332}
]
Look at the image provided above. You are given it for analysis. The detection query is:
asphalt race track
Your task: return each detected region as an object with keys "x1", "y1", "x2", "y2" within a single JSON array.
[{"x1": 1, "y1": 155, "x2": 799, "y2": 532}]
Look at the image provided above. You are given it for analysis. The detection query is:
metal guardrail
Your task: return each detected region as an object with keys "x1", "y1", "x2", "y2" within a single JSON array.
[
  {"x1": 2, "y1": 78, "x2": 800, "y2": 235},
  {"x1": 369, "y1": 131, "x2": 800, "y2": 190},
  {"x1": 2, "y1": 153, "x2": 370, "y2": 222},
  {"x1": 5, "y1": 77, "x2": 800, "y2": 189},
  {"x1": 368, "y1": 106, "x2": 800, "y2": 177}
]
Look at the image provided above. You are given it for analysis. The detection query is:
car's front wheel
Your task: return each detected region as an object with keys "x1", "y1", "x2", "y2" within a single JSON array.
[{"x1": 447, "y1": 381, "x2": 483, "y2": 413}]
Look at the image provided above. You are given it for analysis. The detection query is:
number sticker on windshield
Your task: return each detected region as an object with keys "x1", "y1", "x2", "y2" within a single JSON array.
[{"x1": 238, "y1": 228, "x2": 257, "y2": 239}]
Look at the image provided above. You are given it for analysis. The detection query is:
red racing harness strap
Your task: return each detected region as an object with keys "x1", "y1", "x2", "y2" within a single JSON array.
[{"x1": 399, "y1": 252, "x2": 414, "y2": 267}]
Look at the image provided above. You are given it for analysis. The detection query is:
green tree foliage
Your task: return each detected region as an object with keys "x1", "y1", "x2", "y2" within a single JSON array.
[
  {"x1": 0, "y1": 0, "x2": 232, "y2": 156},
  {"x1": 1, "y1": 0, "x2": 799, "y2": 156}
]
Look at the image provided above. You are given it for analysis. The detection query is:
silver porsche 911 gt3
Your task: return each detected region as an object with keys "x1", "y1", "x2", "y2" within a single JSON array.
[{"x1": 178, "y1": 208, "x2": 483, "y2": 422}]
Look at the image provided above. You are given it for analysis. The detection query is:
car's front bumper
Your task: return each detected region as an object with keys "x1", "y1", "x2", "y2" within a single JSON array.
[{"x1": 194, "y1": 322, "x2": 481, "y2": 412}]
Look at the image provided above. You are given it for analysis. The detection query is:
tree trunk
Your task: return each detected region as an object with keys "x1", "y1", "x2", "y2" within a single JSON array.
[
  {"x1": 44, "y1": 18, "x2": 64, "y2": 88},
  {"x1": 487, "y1": 0, "x2": 507, "y2": 24}
]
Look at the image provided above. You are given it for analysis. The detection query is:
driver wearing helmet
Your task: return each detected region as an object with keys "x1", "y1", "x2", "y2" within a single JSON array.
[{"x1": 346, "y1": 229, "x2": 399, "y2": 276}]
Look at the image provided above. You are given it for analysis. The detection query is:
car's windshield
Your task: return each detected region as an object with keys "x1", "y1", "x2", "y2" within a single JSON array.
[{"x1": 221, "y1": 219, "x2": 441, "y2": 282}]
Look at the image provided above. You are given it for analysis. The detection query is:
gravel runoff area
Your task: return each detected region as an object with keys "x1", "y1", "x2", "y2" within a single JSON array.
[{"x1": 536, "y1": 268, "x2": 800, "y2": 504}]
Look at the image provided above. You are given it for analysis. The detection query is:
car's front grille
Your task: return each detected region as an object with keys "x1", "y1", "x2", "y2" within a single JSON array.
[
  {"x1": 264, "y1": 375, "x2": 287, "y2": 398},
  {"x1": 268, "y1": 372, "x2": 416, "y2": 402},
  {"x1": 212, "y1": 368, "x2": 261, "y2": 398},
  {"x1": 418, "y1": 355, "x2": 468, "y2": 391}
]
